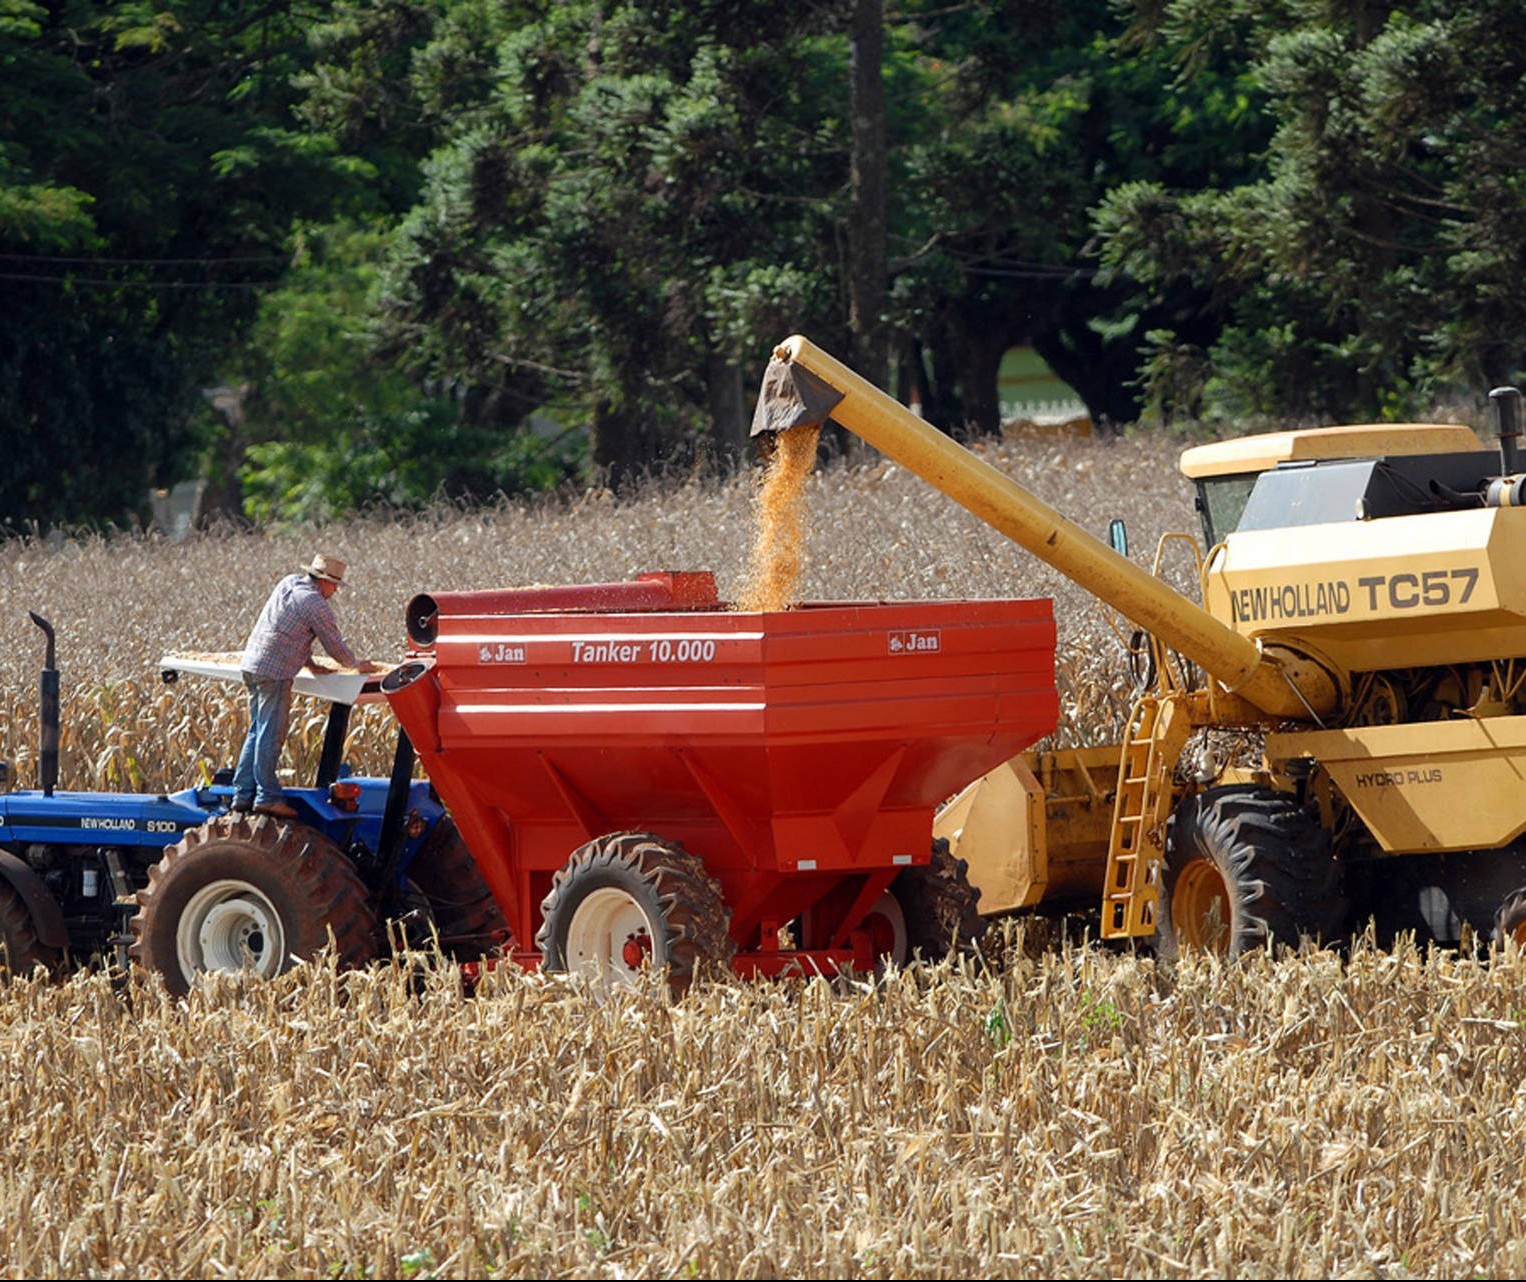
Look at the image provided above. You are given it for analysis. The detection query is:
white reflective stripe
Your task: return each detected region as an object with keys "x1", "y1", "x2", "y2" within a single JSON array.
[
  {"x1": 797, "y1": 860, "x2": 817, "y2": 871},
  {"x1": 451, "y1": 630, "x2": 766, "y2": 644},
  {"x1": 454, "y1": 702, "x2": 766, "y2": 715},
  {"x1": 892, "y1": 854, "x2": 913, "y2": 864}
]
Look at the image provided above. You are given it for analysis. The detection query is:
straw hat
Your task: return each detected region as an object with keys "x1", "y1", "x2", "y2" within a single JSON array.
[{"x1": 304, "y1": 553, "x2": 346, "y2": 585}]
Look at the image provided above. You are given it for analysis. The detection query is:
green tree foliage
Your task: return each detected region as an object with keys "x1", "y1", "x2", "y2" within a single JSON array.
[
  {"x1": 1097, "y1": 0, "x2": 1526, "y2": 425},
  {"x1": 349, "y1": 0, "x2": 849, "y2": 484},
  {"x1": 880, "y1": 0, "x2": 1271, "y2": 432},
  {"x1": 235, "y1": 219, "x2": 581, "y2": 523},
  {"x1": 0, "y1": 0, "x2": 379, "y2": 529}
]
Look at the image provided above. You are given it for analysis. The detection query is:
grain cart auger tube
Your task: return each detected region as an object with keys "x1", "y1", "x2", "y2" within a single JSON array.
[{"x1": 754, "y1": 336, "x2": 1526, "y2": 957}]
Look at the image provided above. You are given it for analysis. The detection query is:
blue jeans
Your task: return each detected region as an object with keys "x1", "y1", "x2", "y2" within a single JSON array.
[{"x1": 232, "y1": 675, "x2": 293, "y2": 806}]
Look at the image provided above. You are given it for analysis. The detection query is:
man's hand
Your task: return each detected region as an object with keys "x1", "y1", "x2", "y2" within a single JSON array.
[{"x1": 356, "y1": 659, "x2": 384, "y2": 675}]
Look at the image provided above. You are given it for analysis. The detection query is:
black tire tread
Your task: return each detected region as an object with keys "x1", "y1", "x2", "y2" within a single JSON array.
[
  {"x1": 406, "y1": 818, "x2": 515, "y2": 960},
  {"x1": 0, "y1": 881, "x2": 58, "y2": 979},
  {"x1": 1492, "y1": 885, "x2": 1526, "y2": 947},
  {"x1": 130, "y1": 814, "x2": 379, "y2": 993},
  {"x1": 536, "y1": 830, "x2": 735, "y2": 992},
  {"x1": 892, "y1": 837, "x2": 987, "y2": 961},
  {"x1": 1156, "y1": 785, "x2": 1342, "y2": 962}
]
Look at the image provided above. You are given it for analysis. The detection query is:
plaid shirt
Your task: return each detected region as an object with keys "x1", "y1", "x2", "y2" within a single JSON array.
[{"x1": 241, "y1": 573, "x2": 358, "y2": 681}]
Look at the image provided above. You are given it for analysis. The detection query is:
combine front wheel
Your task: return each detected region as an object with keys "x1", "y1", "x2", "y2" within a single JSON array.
[
  {"x1": 536, "y1": 831, "x2": 735, "y2": 995},
  {"x1": 1155, "y1": 786, "x2": 1340, "y2": 961},
  {"x1": 131, "y1": 814, "x2": 380, "y2": 995}
]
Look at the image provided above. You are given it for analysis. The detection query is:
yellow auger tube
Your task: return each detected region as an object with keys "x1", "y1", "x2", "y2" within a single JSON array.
[{"x1": 754, "y1": 335, "x2": 1338, "y2": 721}]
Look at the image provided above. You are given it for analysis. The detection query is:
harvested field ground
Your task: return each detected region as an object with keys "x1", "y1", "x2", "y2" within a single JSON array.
[{"x1": 3, "y1": 429, "x2": 1521, "y2": 1278}]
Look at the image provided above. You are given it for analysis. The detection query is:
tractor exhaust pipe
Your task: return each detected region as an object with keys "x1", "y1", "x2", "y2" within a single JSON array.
[
  {"x1": 751, "y1": 335, "x2": 1340, "y2": 722},
  {"x1": 29, "y1": 612, "x2": 58, "y2": 798},
  {"x1": 1491, "y1": 386, "x2": 1523, "y2": 476}
]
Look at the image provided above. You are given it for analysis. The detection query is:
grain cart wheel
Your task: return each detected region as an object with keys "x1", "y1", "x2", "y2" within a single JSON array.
[
  {"x1": 0, "y1": 882, "x2": 59, "y2": 979},
  {"x1": 404, "y1": 818, "x2": 514, "y2": 961},
  {"x1": 1155, "y1": 786, "x2": 1340, "y2": 962},
  {"x1": 536, "y1": 831, "x2": 736, "y2": 996},
  {"x1": 888, "y1": 837, "x2": 987, "y2": 962},
  {"x1": 131, "y1": 814, "x2": 380, "y2": 996},
  {"x1": 1491, "y1": 887, "x2": 1526, "y2": 949},
  {"x1": 861, "y1": 892, "x2": 909, "y2": 967}
]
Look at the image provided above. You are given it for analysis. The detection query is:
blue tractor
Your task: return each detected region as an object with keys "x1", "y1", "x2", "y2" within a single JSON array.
[{"x1": 0, "y1": 613, "x2": 508, "y2": 992}]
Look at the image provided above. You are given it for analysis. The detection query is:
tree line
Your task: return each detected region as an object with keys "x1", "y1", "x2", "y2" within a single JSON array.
[{"x1": 2, "y1": 0, "x2": 1522, "y2": 529}]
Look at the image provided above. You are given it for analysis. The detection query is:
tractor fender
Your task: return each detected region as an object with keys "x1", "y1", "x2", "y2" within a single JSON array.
[{"x1": 0, "y1": 850, "x2": 68, "y2": 949}]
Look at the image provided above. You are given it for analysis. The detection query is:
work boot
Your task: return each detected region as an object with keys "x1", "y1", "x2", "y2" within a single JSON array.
[
  {"x1": 230, "y1": 796, "x2": 253, "y2": 814},
  {"x1": 254, "y1": 800, "x2": 298, "y2": 820}
]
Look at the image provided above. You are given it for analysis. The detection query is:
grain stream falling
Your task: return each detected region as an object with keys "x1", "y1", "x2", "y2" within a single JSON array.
[{"x1": 735, "y1": 426, "x2": 820, "y2": 612}]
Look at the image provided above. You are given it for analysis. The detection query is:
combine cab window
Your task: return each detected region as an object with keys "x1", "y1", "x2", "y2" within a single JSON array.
[{"x1": 1195, "y1": 474, "x2": 1258, "y2": 548}]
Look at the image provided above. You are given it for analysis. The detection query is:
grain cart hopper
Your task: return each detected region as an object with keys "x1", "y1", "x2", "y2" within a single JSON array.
[
  {"x1": 381, "y1": 571, "x2": 1057, "y2": 990},
  {"x1": 753, "y1": 334, "x2": 1526, "y2": 955}
]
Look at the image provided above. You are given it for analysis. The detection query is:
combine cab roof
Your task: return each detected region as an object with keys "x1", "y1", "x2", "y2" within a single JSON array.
[{"x1": 1179, "y1": 422, "x2": 1485, "y2": 480}]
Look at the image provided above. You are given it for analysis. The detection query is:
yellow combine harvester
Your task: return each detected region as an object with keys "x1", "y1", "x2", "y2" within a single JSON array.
[{"x1": 753, "y1": 334, "x2": 1526, "y2": 956}]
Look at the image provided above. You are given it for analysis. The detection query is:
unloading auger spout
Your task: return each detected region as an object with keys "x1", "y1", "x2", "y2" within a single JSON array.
[{"x1": 750, "y1": 335, "x2": 1341, "y2": 722}]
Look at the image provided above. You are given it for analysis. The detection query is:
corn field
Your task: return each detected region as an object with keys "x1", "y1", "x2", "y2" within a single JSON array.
[{"x1": 4, "y1": 430, "x2": 1522, "y2": 1278}]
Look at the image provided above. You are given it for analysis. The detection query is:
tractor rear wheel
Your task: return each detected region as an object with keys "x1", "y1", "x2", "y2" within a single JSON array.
[
  {"x1": 890, "y1": 838, "x2": 987, "y2": 962},
  {"x1": 1155, "y1": 786, "x2": 1341, "y2": 962},
  {"x1": 536, "y1": 831, "x2": 735, "y2": 996},
  {"x1": 1491, "y1": 887, "x2": 1526, "y2": 948},
  {"x1": 131, "y1": 814, "x2": 380, "y2": 995},
  {"x1": 0, "y1": 882, "x2": 58, "y2": 979},
  {"x1": 404, "y1": 818, "x2": 514, "y2": 961}
]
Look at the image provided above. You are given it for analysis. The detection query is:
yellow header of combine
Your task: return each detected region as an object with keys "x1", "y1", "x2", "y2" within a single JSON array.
[{"x1": 1181, "y1": 423, "x2": 1485, "y2": 479}]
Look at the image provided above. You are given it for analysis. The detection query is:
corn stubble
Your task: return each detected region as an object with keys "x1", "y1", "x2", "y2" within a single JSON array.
[
  {"x1": 3, "y1": 940, "x2": 1526, "y2": 1278},
  {"x1": 2, "y1": 431, "x2": 1510, "y2": 1278}
]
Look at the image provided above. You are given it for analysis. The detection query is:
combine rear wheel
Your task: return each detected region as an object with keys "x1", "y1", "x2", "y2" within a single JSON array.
[
  {"x1": 0, "y1": 883, "x2": 58, "y2": 979},
  {"x1": 1155, "y1": 786, "x2": 1341, "y2": 961},
  {"x1": 405, "y1": 818, "x2": 514, "y2": 960},
  {"x1": 536, "y1": 831, "x2": 735, "y2": 996},
  {"x1": 1491, "y1": 887, "x2": 1526, "y2": 948},
  {"x1": 131, "y1": 814, "x2": 379, "y2": 995}
]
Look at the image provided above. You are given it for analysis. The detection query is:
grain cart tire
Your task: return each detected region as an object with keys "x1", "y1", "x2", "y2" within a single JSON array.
[
  {"x1": 404, "y1": 818, "x2": 515, "y2": 961},
  {"x1": 536, "y1": 831, "x2": 736, "y2": 996},
  {"x1": 1491, "y1": 887, "x2": 1526, "y2": 948},
  {"x1": 1155, "y1": 786, "x2": 1340, "y2": 962},
  {"x1": 130, "y1": 814, "x2": 380, "y2": 996},
  {"x1": 889, "y1": 837, "x2": 987, "y2": 962},
  {"x1": 861, "y1": 892, "x2": 909, "y2": 967},
  {"x1": 0, "y1": 882, "x2": 59, "y2": 979}
]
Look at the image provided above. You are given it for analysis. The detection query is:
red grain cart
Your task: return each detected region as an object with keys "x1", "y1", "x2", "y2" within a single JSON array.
[{"x1": 382, "y1": 572, "x2": 1056, "y2": 988}]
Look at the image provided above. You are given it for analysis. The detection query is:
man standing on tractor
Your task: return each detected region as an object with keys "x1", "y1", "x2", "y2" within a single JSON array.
[{"x1": 232, "y1": 553, "x2": 379, "y2": 818}]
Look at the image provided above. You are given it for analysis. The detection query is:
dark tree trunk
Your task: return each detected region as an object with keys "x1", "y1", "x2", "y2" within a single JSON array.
[
  {"x1": 704, "y1": 352, "x2": 747, "y2": 469},
  {"x1": 1032, "y1": 323, "x2": 1142, "y2": 433},
  {"x1": 847, "y1": 0, "x2": 887, "y2": 393},
  {"x1": 953, "y1": 324, "x2": 1011, "y2": 440},
  {"x1": 590, "y1": 399, "x2": 663, "y2": 489}
]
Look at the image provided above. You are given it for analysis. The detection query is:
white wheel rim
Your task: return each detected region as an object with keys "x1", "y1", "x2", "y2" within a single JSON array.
[
  {"x1": 177, "y1": 879, "x2": 287, "y2": 983},
  {"x1": 565, "y1": 887, "x2": 658, "y2": 987},
  {"x1": 863, "y1": 891, "x2": 908, "y2": 967}
]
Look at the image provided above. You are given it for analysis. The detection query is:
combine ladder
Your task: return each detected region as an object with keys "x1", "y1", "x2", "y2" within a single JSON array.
[{"x1": 1102, "y1": 694, "x2": 1191, "y2": 939}]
